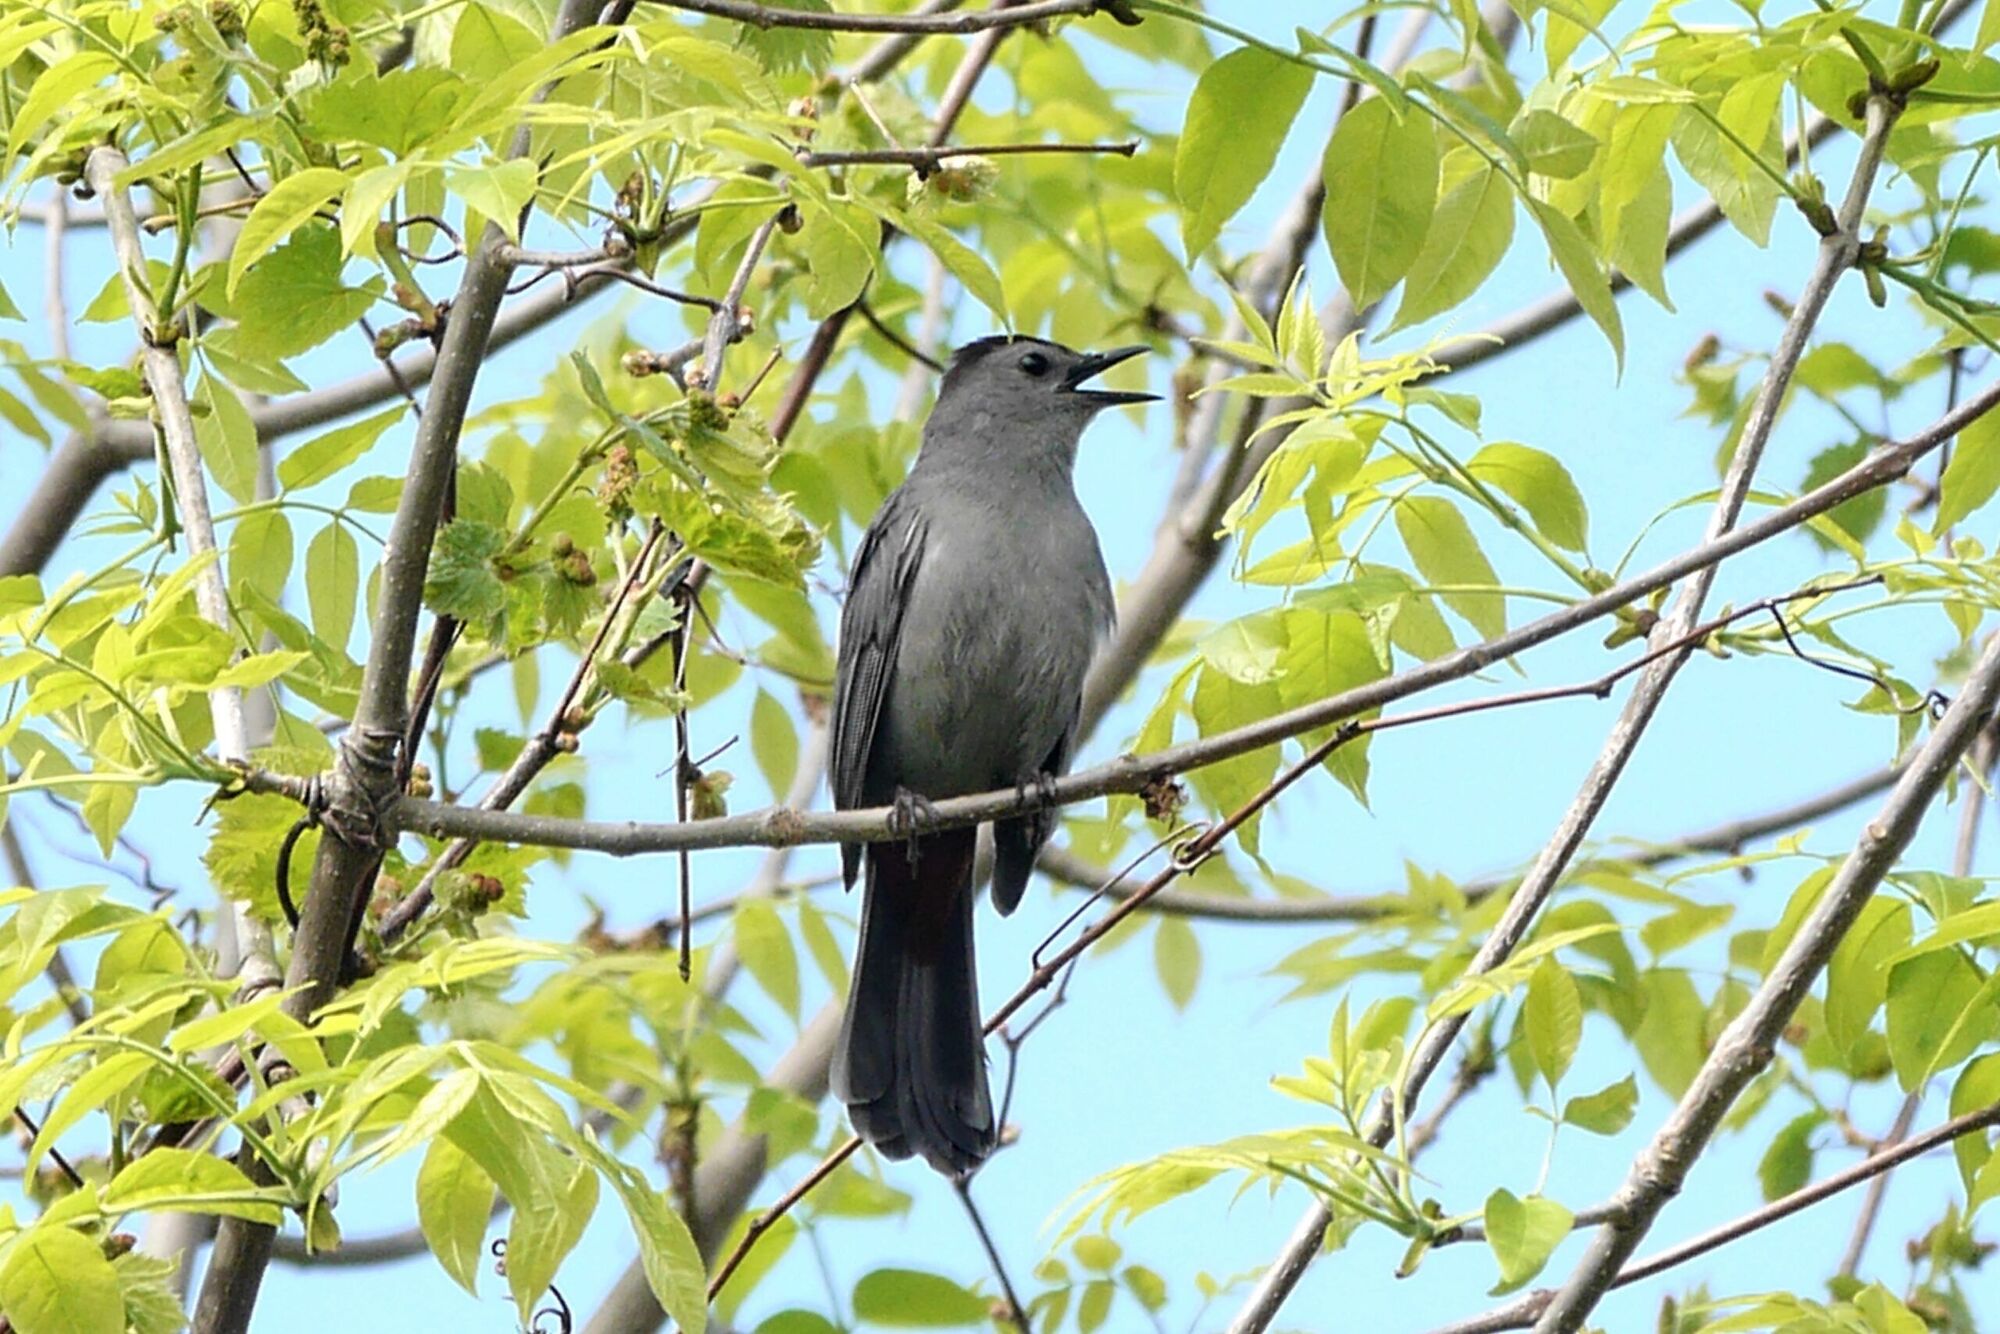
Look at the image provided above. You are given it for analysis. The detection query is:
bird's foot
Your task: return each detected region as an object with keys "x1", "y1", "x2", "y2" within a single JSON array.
[
  {"x1": 1014, "y1": 770, "x2": 1060, "y2": 811},
  {"x1": 887, "y1": 786, "x2": 939, "y2": 860}
]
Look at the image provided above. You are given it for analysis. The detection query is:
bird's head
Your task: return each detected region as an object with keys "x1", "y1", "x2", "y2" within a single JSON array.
[{"x1": 920, "y1": 335, "x2": 1157, "y2": 472}]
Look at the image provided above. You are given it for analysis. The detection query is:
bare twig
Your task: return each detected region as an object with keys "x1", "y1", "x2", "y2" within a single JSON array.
[
  {"x1": 956, "y1": 1178, "x2": 1031, "y2": 1333},
  {"x1": 652, "y1": 0, "x2": 1112, "y2": 32},
  {"x1": 797, "y1": 139, "x2": 1137, "y2": 170}
]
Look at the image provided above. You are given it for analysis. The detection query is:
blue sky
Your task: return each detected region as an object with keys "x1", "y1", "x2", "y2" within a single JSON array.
[{"x1": 2, "y1": 1, "x2": 1995, "y2": 1332}]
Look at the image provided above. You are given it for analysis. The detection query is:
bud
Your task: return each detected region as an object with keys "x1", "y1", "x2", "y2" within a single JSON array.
[
  {"x1": 1682, "y1": 333, "x2": 1720, "y2": 375},
  {"x1": 1889, "y1": 57, "x2": 1940, "y2": 95}
]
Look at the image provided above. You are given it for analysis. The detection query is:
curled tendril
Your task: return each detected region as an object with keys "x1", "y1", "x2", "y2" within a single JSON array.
[{"x1": 488, "y1": 1239, "x2": 574, "y2": 1334}]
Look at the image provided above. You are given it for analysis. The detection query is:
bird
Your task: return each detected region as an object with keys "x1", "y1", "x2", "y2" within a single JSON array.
[{"x1": 828, "y1": 334, "x2": 1156, "y2": 1175}]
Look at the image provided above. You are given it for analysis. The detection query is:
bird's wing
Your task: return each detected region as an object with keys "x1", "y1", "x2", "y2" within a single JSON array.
[{"x1": 831, "y1": 491, "x2": 927, "y2": 886}]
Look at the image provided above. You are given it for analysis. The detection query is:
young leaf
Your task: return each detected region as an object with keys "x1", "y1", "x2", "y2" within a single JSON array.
[
  {"x1": 417, "y1": 1135, "x2": 497, "y2": 1296},
  {"x1": 735, "y1": 899, "x2": 801, "y2": 1020},
  {"x1": 1466, "y1": 442, "x2": 1590, "y2": 553},
  {"x1": 1482, "y1": 1189, "x2": 1573, "y2": 1294},
  {"x1": 1527, "y1": 200, "x2": 1623, "y2": 368},
  {"x1": 0, "y1": 1225, "x2": 123, "y2": 1334},
  {"x1": 850, "y1": 1268, "x2": 989, "y2": 1325},
  {"x1": 228, "y1": 173, "x2": 351, "y2": 297},
  {"x1": 1322, "y1": 97, "x2": 1439, "y2": 308},
  {"x1": 1524, "y1": 956, "x2": 1583, "y2": 1089},
  {"x1": 1176, "y1": 47, "x2": 1314, "y2": 260},
  {"x1": 278, "y1": 406, "x2": 405, "y2": 492},
  {"x1": 1561, "y1": 1073, "x2": 1637, "y2": 1134},
  {"x1": 1393, "y1": 497, "x2": 1505, "y2": 639},
  {"x1": 196, "y1": 373, "x2": 260, "y2": 506},
  {"x1": 1390, "y1": 164, "x2": 1514, "y2": 330},
  {"x1": 1937, "y1": 405, "x2": 2000, "y2": 532},
  {"x1": 1154, "y1": 916, "x2": 1201, "y2": 1010},
  {"x1": 305, "y1": 522, "x2": 360, "y2": 654}
]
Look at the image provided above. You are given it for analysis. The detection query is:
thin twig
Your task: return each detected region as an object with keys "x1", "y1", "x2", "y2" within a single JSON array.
[
  {"x1": 956, "y1": 1178, "x2": 1031, "y2": 1333},
  {"x1": 797, "y1": 139, "x2": 1137, "y2": 170},
  {"x1": 653, "y1": 0, "x2": 1107, "y2": 31}
]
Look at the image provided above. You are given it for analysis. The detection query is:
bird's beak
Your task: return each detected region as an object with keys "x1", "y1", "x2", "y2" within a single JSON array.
[{"x1": 1060, "y1": 344, "x2": 1159, "y2": 406}]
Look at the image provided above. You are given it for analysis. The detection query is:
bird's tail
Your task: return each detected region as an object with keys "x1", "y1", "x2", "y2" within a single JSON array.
[{"x1": 830, "y1": 828, "x2": 996, "y2": 1175}]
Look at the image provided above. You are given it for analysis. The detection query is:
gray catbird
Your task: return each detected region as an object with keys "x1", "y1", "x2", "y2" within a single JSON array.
[{"x1": 828, "y1": 334, "x2": 1156, "y2": 1175}]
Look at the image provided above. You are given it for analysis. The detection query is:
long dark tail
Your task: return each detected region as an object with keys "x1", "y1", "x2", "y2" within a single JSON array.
[{"x1": 830, "y1": 827, "x2": 995, "y2": 1175}]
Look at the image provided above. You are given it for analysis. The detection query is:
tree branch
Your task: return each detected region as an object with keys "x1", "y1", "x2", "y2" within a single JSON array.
[
  {"x1": 377, "y1": 377, "x2": 2000, "y2": 858},
  {"x1": 796, "y1": 139, "x2": 1138, "y2": 169},
  {"x1": 650, "y1": 0, "x2": 1122, "y2": 33},
  {"x1": 1040, "y1": 757, "x2": 1903, "y2": 923},
  {"x1": 1226, "y1": 91, "x2": 1906, "y2": 1334}
]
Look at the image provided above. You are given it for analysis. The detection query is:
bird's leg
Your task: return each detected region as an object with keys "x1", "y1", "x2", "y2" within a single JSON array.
[{"x1": 887, "y1": 786, "x2": 939, "y2": 862}]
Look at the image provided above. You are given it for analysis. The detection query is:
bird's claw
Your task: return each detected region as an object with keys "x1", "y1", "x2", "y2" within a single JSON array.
[
  {"x1": 888, "y1": 786, "x2": 939, "y2": 860},
  {"x1": 1015, "y1": 770, "x2": 1060, "y2": 811}
]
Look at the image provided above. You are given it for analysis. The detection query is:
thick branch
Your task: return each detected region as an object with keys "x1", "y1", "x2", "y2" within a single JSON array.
[{"x1": 1044, "y1": 759, "x2": 1902, "y2": 923}]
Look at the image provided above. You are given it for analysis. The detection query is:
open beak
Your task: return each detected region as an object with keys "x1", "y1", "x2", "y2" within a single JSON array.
[{"x1": 1060, "y1": 344, "x2": 1159, "y2": 406}]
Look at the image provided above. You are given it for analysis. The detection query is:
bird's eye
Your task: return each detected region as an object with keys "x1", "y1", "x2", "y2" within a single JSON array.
[{"x1": 1019, "y1": 351, "x2": 1050, "y2": 377}]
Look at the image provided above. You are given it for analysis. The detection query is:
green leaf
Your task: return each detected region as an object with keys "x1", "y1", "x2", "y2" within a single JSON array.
[
  {"x1": 417, "y1": 1134, "x2": 496, "y2": 1295},
  {"x1": 231, "y1": 225, "x2": 383, "y2": 360},
  {"x1": 1634, "y1": 968, "x2": 1705, "y2": 1096},
  {"x1": 104, "y1": 1148, "x2": 283, "y2": 1224},
  {"x1": 1758, "y1": 1111, "x2": 1822, "y2": 1202},
  {"x1": 1803, "y1": 441, "x2": 1887, "y2": 552},
  {"x1": 1390, "y1": 164, "x2": 1514, "y2": 330},
  {"x1": 1467, "y1": 442, "x2": 1589, "y2": 552},
  {"x1": 1176, "y1": 47, "x2": 1314, "y2": 260},
  {"x1": 447, "y1": 159, "x2": 539, "y2": 242},
  {"x1": 1949, "y1": 1055, "x2": 2000, "y2": 1203},
  {"x1": 749, "y1": 690, "x2": 799, "y2": 799},
  {"x1": 1153, "y1": 916, "x2": 1201, "y2": 1010},
  {"x1": 1482, "y1": 1189, "x2": 1573, "y2": 1294},
  {"x1": 894, "y1": 210, "x2": 1007, "y2": 323},
  {"x1": 229, "y1": 509, "x2": 295, "y2": 605},
  {"x1": 1322, "y1": 96, "x2": 1439, "y2": 308},
  {"x1": 278, "y1": 406, "x2": 405, "y2": 492},
  {"x1": 0, "y1": 1225, "x2": 122, "y2": 1334},
  {"x1": 451, "y1": 3, "x2": 544, "y2": 82},
  {"x1": 1524, "y1": 956, "x2": 1582, "y2": 1089},
  {"x1": 6, "y1": 52, "x2": 118, "y2": 167},
  {"x1": 1825, "y1": 897, "x2": 1909, "y2": 1062},
  {"x1": 1515, "y1": 109, "x2": 1598, "y2": 179},
  {"x1": 1527, "y1": 199, "x2": 1623, "y2": 369},
  {"x1": 735, "y1": 899, "x2": 800, "y2": 1020},
  {"x1": 423, "y1": 521, "x2": 509, "y2": 623},
  {"x1": 506, "y1": 1156, "x2": 597, "y2": 1321},
  {"x1": 1598, "y1": 104, "x2": 1677, "y2": 262},
  {"x1": 1561, "y1": 1074, "x2": 1637, "y2": 1134},
  {"x1": 1887, "y1": 950, "x2": 1999, "y2": 1090},
  {"x1": 229, "y1": 171, "x2": 352, "y2": 297},
  {"x1": 195, "y1": 373, "x2": 260, "y2": 506},
  {"x1": 305, "y1": 522, "x2": 360, "y2": 654},
  {"x1": 1189, "y1": 664, "x2": 1281, "y2": 856},
  {"x1": 1937, "y1": 404, "x2": 2000, "y2": 532},
  {"x1": 1394, "y1": 496, "x2": 1505, "y2": 639},
  {"x1": 850, "y1": 1268, "x2": 989, "y2": 1327},
  {"x1": 800, "y1": 201, "x2": 877, "y2": 319}
]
